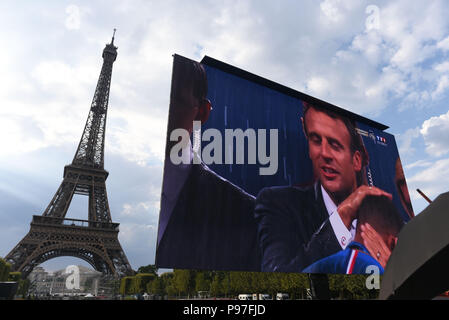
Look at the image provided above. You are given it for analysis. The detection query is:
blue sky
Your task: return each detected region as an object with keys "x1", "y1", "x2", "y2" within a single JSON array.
[{"x1": 1, "y1": 0, "x2": 449, "y2": 272}]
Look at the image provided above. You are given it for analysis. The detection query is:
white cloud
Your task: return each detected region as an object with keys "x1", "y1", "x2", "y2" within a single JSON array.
[
  {"x1": 118, "y1": 182, "x2": 161, "y2": 220},
  {"x1": 332, "y1": 0, "x2": 449, "y2": 111},
  {"x1": 398, "y1": 127, "x2": 421, "y2": 156},
  {"x1": 118, "y1": 223, "x2": 158, "y2": 268},
  {"x1": 0, "y1": 115, "x2": 46, "y2": 155},
  {"x1": 120, "y1": 198, "x2": 160, "y2": 219},
  {"x1": 0, "y1": 58, "x2": 99, "y2": 157},
  {"x1": 320, "y1": 0, "x2": 344, "y2": 23},
  {"x1": 65, "y1": 5, "x2": 81, "y2": 30},
  {"x1": 404, "y1": 159, "x2": 433, "y2": 170},
  {"x1": 306, "y1": 77, "x2": 330, "y2": 96},
  {"x1": 272, "y1": 0, "x2": 449, "y2": 115},
  {"x1": 120, "y1": 223, "x2": 156, "y2": 244},
  {"x1": 420, "y1": 110, "x2": 449, "y2": 156},
  {"x1": 437, "y1": 35, "x2": 449, "y2": 51},
  {"x1": 350, "y1": 31, "x2": 385, "y2": 65},
  {"x1": 107, "y1": 109, "x2": 167, "y2": 165},
  {"x1": 431, "y1": 75, "x2": 449, "y2": 100},
  {"x1": 407, "y1": 157, "x2": 449, "y2": 200},
  {"x1": 434, "y1": 61, "x2": 449, "y2": 73},
  {"x1": 121, "y1": 202, "x2": 150, "y2": 217},
  {"x1": 319, "y1": 0, "x2": 360, "y2": 24},
  {"x1": 32, "y1": 59, "x2": 97, "y2": 94}
]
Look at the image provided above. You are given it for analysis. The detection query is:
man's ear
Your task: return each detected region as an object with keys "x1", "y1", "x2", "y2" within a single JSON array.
[
  {"x1": 195, "y1": 99, "x2": 211, "y2": 125},
  {"x1": 387, "y1": 236, "x2": 398, "y2": 251},
  {"x1": 352, "y1": 150, "x2": 362, "y2": 171}
]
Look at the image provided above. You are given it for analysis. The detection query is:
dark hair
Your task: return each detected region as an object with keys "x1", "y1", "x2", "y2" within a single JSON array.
[
  {"x1": 357, "y1": 195, "x2": 404, "y2": 237},
  {"x1": 302, "y1": 101, "x2": 369, "y2": 186},
  {"x1": 191, "y1": 61, "x2": 208, "y2": 101}
]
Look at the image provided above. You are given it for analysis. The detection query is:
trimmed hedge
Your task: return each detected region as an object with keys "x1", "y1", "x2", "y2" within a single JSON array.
[
  {"x1": 134, "y1": 273, "x2": 156, "y2": 293},
  {"x1": 119, "y1": 276, "x2": 134, "y2": 295},
  {"x1": 0, "y1": 258, "x2": 11, "y2": 282},
  {"x1": 8, "y1": 272, "x2": 22, "y2": 282},
  {"x1": 119, "y1": 273, "x2": 157, "y2": 295}
]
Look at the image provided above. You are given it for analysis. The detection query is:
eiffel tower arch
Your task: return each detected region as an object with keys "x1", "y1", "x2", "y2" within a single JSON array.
[{"x1": 5, "y1": 30, "x2": 134, "y2": 279}]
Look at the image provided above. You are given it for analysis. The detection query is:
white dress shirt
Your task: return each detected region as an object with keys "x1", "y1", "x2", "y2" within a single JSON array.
[{"x1": 321, "y1": 185, "x2": 357, "y2": 249}]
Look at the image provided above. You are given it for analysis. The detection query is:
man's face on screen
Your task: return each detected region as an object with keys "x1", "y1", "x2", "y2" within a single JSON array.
[
  {"x1": 168, "y1": 81, "x2": 200, "y2": 134},
  {"x1": 305, "y1": 108, "x2": 360, "y2": 201}
]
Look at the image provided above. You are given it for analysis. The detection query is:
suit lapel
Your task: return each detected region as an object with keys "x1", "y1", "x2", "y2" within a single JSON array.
[
  {"x1": 157, "y1": 160, "x2": 194, "y2": 246},
  {"x1": 313, "y1": 182, "x2": 330, "y2": 225}
]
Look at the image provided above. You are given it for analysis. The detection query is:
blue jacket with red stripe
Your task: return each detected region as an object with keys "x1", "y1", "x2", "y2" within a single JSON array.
[{"x1": 302, "y1": 241, "x2": 384, "y2": 275}]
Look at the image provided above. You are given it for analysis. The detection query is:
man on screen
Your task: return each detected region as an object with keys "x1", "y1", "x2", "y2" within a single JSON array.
[
  {"x1": 156, "y1": 55, "x2": 260, "y2": 271},
  {"x1": 255, "y1": 102, "x2": 392, "y2": 272},
  {"x1": 302, "y1": 195, "x2": 403, "y2": 274}
]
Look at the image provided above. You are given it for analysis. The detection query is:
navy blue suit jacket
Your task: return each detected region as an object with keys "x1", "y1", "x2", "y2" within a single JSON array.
[
  {"x1": 156, "y1": 163, "x2": 261, "y2": 271},
  {"x1": 254, "y1": 183, "x2": 341, "y2": 272}
]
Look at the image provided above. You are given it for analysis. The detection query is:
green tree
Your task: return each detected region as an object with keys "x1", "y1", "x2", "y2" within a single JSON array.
[
  {"x1": 210, "y1": 274, "x2": 222, "y2": 297},
  {"x1": 328, "y1": 274, "x2": 379, "y2": 300},
  {"x1": 195, "y1": 271, "x2": 210, "y2": 293},
  {"x1": 5, "y1": 271, "x2": 28, "y2": 299},
  {"x1": 149, "y1": 277, "x2": 164, "y2": 296},
  {"x1": 173, "y1": 270, "x2": 196, "y2": 297},
  {"x1": 265, "y1": 272, "x2": 283, "y2": 297},
  {"x1": 250, "y1": 272, "x2": 261, "y2": 295},
  {"x1": 166, "y1": 283, "x2": 177, "y2": 298},
  {"x1": 7, "y1": 272, "x2": 21, "y2": 282},
  {"x1": 105, "y1": 278, "x2": 121, "y2": 297},
  {"x1": 134, "y1": 273, "x2": 156, "y2": 293},
  {"x1": 137, "y1": 264, "x2": 158, "y2": 276},
  {"x1": 84, "y1": 277, "x2": 93, "y2": 292},
  {"x1": 329, "y1": 274, "x2": 346, "y2": 299},
  {"x1": 278, "y1": 273, "x2": 308, "y2": 299},
  {"x1": 0, "y1": 258, "x2": 11, "y2": 281},
  {"x1": 17, "y1": 279, "x2": 30, "y2": 298},
  {"x1": 347, "y1": 275, "x2": 376, "y2": 299},
  {"x1": 229, "y1": 272, "x2": 252, "y2": 294},
  {"x1": 119, "y1": 276, "x2": 134, "y2": 296},
  {"x1": 220, "y1": 273, "x2": 231, "y2": 298},
  {"x1": 160, "y1": 272, "x2": 174, "y2": 298}
]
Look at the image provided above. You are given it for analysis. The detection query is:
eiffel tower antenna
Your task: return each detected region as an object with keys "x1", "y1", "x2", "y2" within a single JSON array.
[
  {"x1": 5, "y1": 32, "x2": 134, "y2": 278},
  {"x1": 112, "y1": 28, "x2": 116, "y2": 45}
]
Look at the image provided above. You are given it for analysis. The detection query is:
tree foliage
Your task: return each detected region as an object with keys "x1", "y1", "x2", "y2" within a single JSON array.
[
  {"x1": 8, "y1": 272, "x2": 21, "y2": 282},
  {"x1": 195, "y1": 272, "x2": 210, "y2": 292},
  {"x1": 210, "y1": 274, "x2": 222, "y2": 297},
  {"x1": 172, "y1": 270, "x2": 196, "y2": 297},
  {"x1": 134, "y1": 273, "x2": 156, "y2": 293},
  {"x1": 119, "y1": 276, "x2": 134, "y2": 295},
  {"x1": 137, "y1": 264, "x2": 158, "y2": 276},
  {"x1": 118, "y1": 269, "x2": 379, "y2": 299},
  {"x1": 148, "y1": 277, "x2": 164, "y2": 295},
  {"x1": 0, "y1": 258, "x2": 11, "y2": 282}
]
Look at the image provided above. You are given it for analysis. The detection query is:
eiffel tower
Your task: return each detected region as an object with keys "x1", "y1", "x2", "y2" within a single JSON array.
[{"x1": 5, "y1": 30, "x2": 134, "y2": 278}]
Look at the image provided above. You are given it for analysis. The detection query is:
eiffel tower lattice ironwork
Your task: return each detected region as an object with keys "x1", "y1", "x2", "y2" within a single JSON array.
[{"x1": 5, "y1": 31, "x2": 134, "y2": 278}]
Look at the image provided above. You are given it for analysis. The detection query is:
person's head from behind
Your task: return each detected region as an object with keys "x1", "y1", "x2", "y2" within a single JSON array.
[
  {"x1": 355, "y1": 195, "x2": 404, "y2": 251},
  {"x1": 168, "y1": 56, "x2": 212, "y2": 134},
  {"x1": 301, "y1": 102, "x2": 368, "y2": 204}
]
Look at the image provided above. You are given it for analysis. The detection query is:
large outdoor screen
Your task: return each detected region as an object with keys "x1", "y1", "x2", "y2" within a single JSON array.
[{"x1": 155, "y1": 54, "x2": 414, "y2": 276}]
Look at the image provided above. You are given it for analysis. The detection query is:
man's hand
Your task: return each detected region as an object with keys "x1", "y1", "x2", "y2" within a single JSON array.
[
  {"x1": 361, "y1": 223, "x2": 393, "y2": 268},
  {"x1": 337, "y1": 185, "x2": 392, "y2": 229}
]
